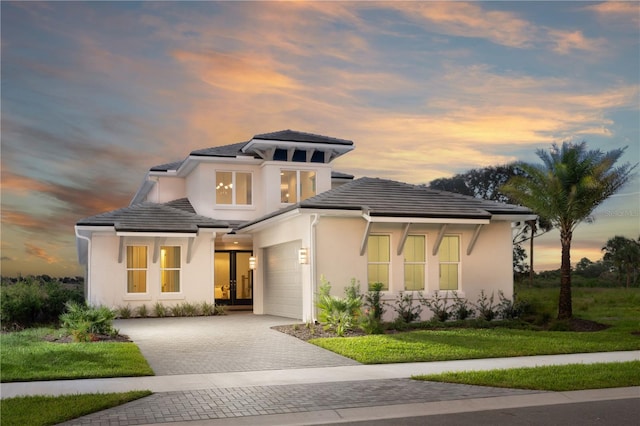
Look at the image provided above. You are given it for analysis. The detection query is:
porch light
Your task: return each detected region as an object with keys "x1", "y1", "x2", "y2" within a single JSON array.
[
  {"x1": 298, "y1": 247, "x2": 309, "y2": 264},
  {"x1": 249, "y1": 256, "x2": 257, "y2": 270}
]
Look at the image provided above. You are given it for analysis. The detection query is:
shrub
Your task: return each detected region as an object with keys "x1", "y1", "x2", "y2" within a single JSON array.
[
  {"x1": 391, "y1": 292, "x2": 422, "y2": 324},
  {"x1": 360, "y1": 282, "x2": 385, "y2": 334},
  {"x1": 153, "y1": 302, "x2": 167, "y2": 318},
  {"x1": 136, "y1": 304, "x2": 148, "y2": 318},
  {"x1": 475, "y1": 290, "x2": 497, "y2": 321},
  {"x1": 170, "y1": 303, "x2": 185, "y2": 317},
  {"x1": 316, "y1": 277, "x2": 362, "y2": 336},
  {"x1": 451, "y1": 292, "x2": 475, "y2": 320},
  {"x1": 116, "y1": 305, "x2": 133, "y2": 319},
  {"x1": 182, "y1": 302, "x2": 198, "y2": 317},
  {"x1": 497, "y1": 290, "x2": 528, "y2": 320},
  {"x1": 213, "y1": 304, "x2": 226, "y2": 316},
  {"x1": 200, "y1": 301, "x2": 216, "y2": 316},
  {"x1": 419, "y1": 291, "x2": 451, "y2": 322},
  {"x1": 59, "y1": 302, "x2": 116, "y2": 342},
  {"x1": 0, "y1": 278, "x2": 83, "y2": 329}
]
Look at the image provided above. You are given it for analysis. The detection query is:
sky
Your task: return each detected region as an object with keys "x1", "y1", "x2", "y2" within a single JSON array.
[{"x1": 1, "y1": 1, "x2": 639, "y2": 278}]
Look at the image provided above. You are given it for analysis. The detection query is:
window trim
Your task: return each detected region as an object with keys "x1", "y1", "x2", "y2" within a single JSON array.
[
  {"x1": 404, "y1": 235, "x2": 426, "y2": 292},
  {"x1": 215, "y1": 170, "x2": 253, "y2": 206},
  {"x1": 125, "y1": 245, "x2": 150, "y2": 299},
  {"x1": 438, "y1": 234, "x2": 461, "y2": 292},
  {"x1": 160, "y1": 245, "x2": 182, "y2": 294},
  {"x1": 280, "y1": 169, "x2": 317, "y2": 205},
  {"x1": 367, "y1": 234, "x2": 391, "y2": 291}
]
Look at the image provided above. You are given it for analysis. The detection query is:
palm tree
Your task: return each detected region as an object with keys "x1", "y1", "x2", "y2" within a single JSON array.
[
  {"x1": 603, "y1": 236, "x2": 640, "y2": 288},
  {"x1": 502, "y1": 142, "x2": 636, "y2": 319}
]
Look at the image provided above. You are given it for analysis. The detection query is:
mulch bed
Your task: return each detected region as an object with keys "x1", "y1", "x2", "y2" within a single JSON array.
[
  {"x1": 273, "y1": 317, "x2": 615, "y2": 341},
  {"x1": 43, "y1": 333, "x2": 132, "y2": 343}
]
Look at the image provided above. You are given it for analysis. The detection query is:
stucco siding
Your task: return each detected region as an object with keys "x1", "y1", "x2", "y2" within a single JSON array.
[{"x1": 87, "y1": 232, "x2": 215, "y2": 310}]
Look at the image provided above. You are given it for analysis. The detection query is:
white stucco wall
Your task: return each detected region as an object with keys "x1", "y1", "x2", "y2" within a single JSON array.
[
  {"x1": 87, "y1": 232, "x2": 216, "y2": 311},
  {"x1": 145, "y1": 176, "x2": 186, "y2": 203},
  {"x1": 313, "y1": 217, "x2": 516, "y2": 322}
]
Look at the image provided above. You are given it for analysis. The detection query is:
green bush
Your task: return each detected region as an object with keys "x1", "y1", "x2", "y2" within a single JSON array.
[
  {"x1": 451, "y1": 292, "x2": 475, "y2": 320},
  {"x1": 136, "y1": 304, "x2": 148, "y2": 318},
  {"x1": 316, "y1": 278, "x2": 362, "y2": 336},
  {"x1": 59, "y1": 302, "x2": 117, "y2": 342},
  {"x1": 0, "y1": 278, "x2": 83, "y2": 329},
  {"x1": 391, "y1": 292, "x2": 422, "y2": 323},
  {"x1": 475, "y1": 290, "x2": 497, "y2": 321},
  {"x1": 360, "y1": 282, "x2": 385, "y2": 334},
  {"x1": 116, "y1": 305, "x2": 133, "y2": 319},
  {"x1": 153, "y1": 302, "x2": 167, "y2": 317},
  {"x1": 419, "y1": 291, "x2": 451, "y2": 322}
]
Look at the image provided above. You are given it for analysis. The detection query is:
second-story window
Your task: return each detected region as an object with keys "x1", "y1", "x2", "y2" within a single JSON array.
[
  {"x1": 216, "y1": 171, "x2": 252, "y2": 205},
  {"x1": 281, "y1": 170, "x2": 316, "y2": 203}
]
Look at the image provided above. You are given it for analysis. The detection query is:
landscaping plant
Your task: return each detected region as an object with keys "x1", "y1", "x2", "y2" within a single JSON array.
[
  {"x1": 59, "y1": 302, "x2": 117, "y2": 342},
  {"x1": 316, "y1": 277, "x2": 362, "y2": 336},
  {"x1": 391, "y1": 292, "x2": 422, "y2": 324},
  {"x1": 451, "y1": 291, "x2": 475, "y2": 320},
  {"x1": 360, "y1": 282, "x2": 385, "y2": 334},
  {"x1": 419, "y1": 290, "x2": 451, "y2": 322},
  {"x1": 474, "y1": 290, "x2": 497, "y2": 321}
]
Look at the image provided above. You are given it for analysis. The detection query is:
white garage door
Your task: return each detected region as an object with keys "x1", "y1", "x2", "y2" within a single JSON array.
[{"x1": 263, "y1": 241, "x2": 302, "y2": 319}]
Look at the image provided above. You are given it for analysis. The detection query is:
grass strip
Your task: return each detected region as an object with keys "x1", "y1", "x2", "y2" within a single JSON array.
[
  {"x1": 0, "y1": 391, "x2": 152, "y2": 426},
  {"x1": 0, "y1": 328, "x2": 154, "y2": 382},
  {"x1": 413, "y1": 361, "x2": 640, "y2": 391},
  {"x1": 310, "y1": 328, "x2": 640, "y2": 364}
]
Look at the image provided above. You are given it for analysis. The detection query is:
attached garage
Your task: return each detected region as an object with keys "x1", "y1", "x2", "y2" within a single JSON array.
[{"x1": 263, "y1": 241, "x2": 303, "y2": 319}]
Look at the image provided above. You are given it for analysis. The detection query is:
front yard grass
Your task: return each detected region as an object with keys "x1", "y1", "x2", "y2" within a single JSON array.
[
  {"x1": 0, "y1": 391, "x2": 152, "y2": 426},
  {"x1": 414, "y1": 361, "x2": 640, "y2": 391},
  {"x1": 309, "y1": 327, "x2": 640, "y2": 364},
  {"x1": 0, "y1": 328, "x2": 154, "y2": 382}
]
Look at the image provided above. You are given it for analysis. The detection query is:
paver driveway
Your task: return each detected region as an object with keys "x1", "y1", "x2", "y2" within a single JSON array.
[{"x1": 114, "y1": 312, "x2": 359, "y2": 375}]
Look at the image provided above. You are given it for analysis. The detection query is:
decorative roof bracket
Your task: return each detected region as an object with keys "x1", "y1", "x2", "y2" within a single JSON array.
[
  {"x1": 467, "y1": 224, "x2": 484, "y2": 255},
  {"x1": 432, "y1": 224, "x2": 448, "y2": 256},
  {"x1": 397, "y1": 223, "x2": 411, "y2": 255}
]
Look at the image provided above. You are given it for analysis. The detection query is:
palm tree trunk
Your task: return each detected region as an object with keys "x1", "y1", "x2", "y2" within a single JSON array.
[{"x1": 558, "y1": 229, "x2": 573, "y2": 319}]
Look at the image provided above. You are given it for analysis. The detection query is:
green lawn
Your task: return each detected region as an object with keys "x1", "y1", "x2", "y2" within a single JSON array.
[
  {"x1": 0, "y1": 391, "x2": 152, "y2": 426},
  {"x1": 310, "y1": 327, "x2": 640, "y2": 364},
  {"x1": 0, "y1": 328, "x2": 154, "y2": 382},
  {"x1": 310, "y1": 286, "x2": 640, "y2": 364},
  {"x1": 414, "y1": 361, "x2": 640, "y2": 391}
]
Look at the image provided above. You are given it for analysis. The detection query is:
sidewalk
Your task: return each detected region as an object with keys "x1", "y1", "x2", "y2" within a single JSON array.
[{"x1": 2, "y1": 351, "x2": 639, "y2": 425}]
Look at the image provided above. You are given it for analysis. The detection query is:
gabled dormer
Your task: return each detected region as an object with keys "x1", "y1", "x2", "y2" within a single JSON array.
[{"x1": 132, "y1": 130, "x2": 355, "y2": 223}]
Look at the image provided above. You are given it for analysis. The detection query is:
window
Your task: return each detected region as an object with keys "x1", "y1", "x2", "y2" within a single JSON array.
[
  {"x1": 404, "y1": 235, "x2": 425, "y2": 291},
  {"x1": 368, "y1": 235, "x2": 390, "y2": 290},
  {"x1": 280, "y1": 170, "x2": 316, "y2": 203},
  {"x1": 126, "y1": 246, "x2": 147, "y2": 293},
  {"x1": 216, "y1": 171, "x2": 252, "y2": 205},
  {"x1": 160, "y1": 246, "x2": 181, "y2": 293},
  {"x1": 439, "y1": 235, "x2": 460, "y2": 290}
]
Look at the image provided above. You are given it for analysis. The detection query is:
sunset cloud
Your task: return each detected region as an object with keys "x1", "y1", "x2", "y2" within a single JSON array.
[{"x1": 24, "y1": 243, "x2": 57, "y2": 264}]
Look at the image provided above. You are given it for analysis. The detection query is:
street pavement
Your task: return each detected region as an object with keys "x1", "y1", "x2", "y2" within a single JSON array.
[{"x1": 1, "y1": 314, "x2": 638, "y2": 425}]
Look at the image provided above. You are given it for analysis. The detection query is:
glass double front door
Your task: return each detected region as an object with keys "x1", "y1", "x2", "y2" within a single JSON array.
[{"x1": 214, "y1": 251, "x2": 253, "y2": 305}]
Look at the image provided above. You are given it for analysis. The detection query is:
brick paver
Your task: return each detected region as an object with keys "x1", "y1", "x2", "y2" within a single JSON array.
[
  {"x1": 114, "y1": 314, "x2": 359, "y2": 375},
  {"x1": 61, "y1": 379, "x2": 543, "y2": 425}
]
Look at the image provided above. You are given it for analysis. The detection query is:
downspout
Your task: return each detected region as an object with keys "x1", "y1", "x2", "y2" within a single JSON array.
[
  {"x1": 74, "y1": 227, "x2": 91, "y2": 304},
  {"x1": 310, "y1": 213, "x2": 320, "y2": 323}
]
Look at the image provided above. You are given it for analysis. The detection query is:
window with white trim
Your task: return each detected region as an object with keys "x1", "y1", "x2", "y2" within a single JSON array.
[
  {"x1": 160, "y1": 246, "x2": 181, "y2": 293},
  {"x1": 280, "y1": 170, "x2": 316, "y2": 203},
  {"x1": 216, "y1": 171, "x2": 252, "y2": 205},
  {"x1": 439, "y1": 235, "x2": 460, "y2": 290},
  {"x1": 126, "y1": 246, "x2": 147, "y2": 293},
  {"x1": 367, "y1": 235, "x2": 390, "y2": 291},
  {"x1": 404, "y1": 235, "x2": 426, "y2": 291}
]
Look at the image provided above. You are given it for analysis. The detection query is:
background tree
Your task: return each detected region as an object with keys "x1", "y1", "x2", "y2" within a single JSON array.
[
  {"x1": 502, "y1": 142, "x2": 637, "y2": 319},
  {"x1": 429, "y1": 164, "x2": 551, "y2": 282},
  {"x1": 602, "y1": 236, "x2": 640, "y2": 287}
]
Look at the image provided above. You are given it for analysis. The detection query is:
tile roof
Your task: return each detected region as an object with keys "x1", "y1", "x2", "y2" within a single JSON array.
[
  {"x1": 190, "y1": 141, "x2": 252, "y2": 158},
  {"x1": 252, "y1": 130, "x2": 353, "y2": 146},
  {"x1": 302, "y1": 177, "x2": 533, "y2": 218},
  {"x1": 240, "y1": 177, "x2": 533, "y2": 229},
  {"x1": 150, "y1": 160, "x2": 184, "y2": 172},
  {"x1": 77, "y1": 201, "x2": 229, "y2": 233},
  {"x1": 331, "y1": 171, "x2": 355, "y2": 179}
]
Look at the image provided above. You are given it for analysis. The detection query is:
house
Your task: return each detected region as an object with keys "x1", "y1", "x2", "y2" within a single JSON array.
[{"x1": 75, "y1": 130, "x2": 535, "y2": 321}]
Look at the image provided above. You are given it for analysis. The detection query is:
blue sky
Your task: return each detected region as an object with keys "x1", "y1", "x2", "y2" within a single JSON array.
[{"x1": 2, "y1": 1, "x2": 638, "y2": 277}]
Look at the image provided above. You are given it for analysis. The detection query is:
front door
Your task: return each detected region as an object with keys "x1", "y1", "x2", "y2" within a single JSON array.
[{"x1": 214, "y1": 251, "x2": 253, "y2": 305}]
